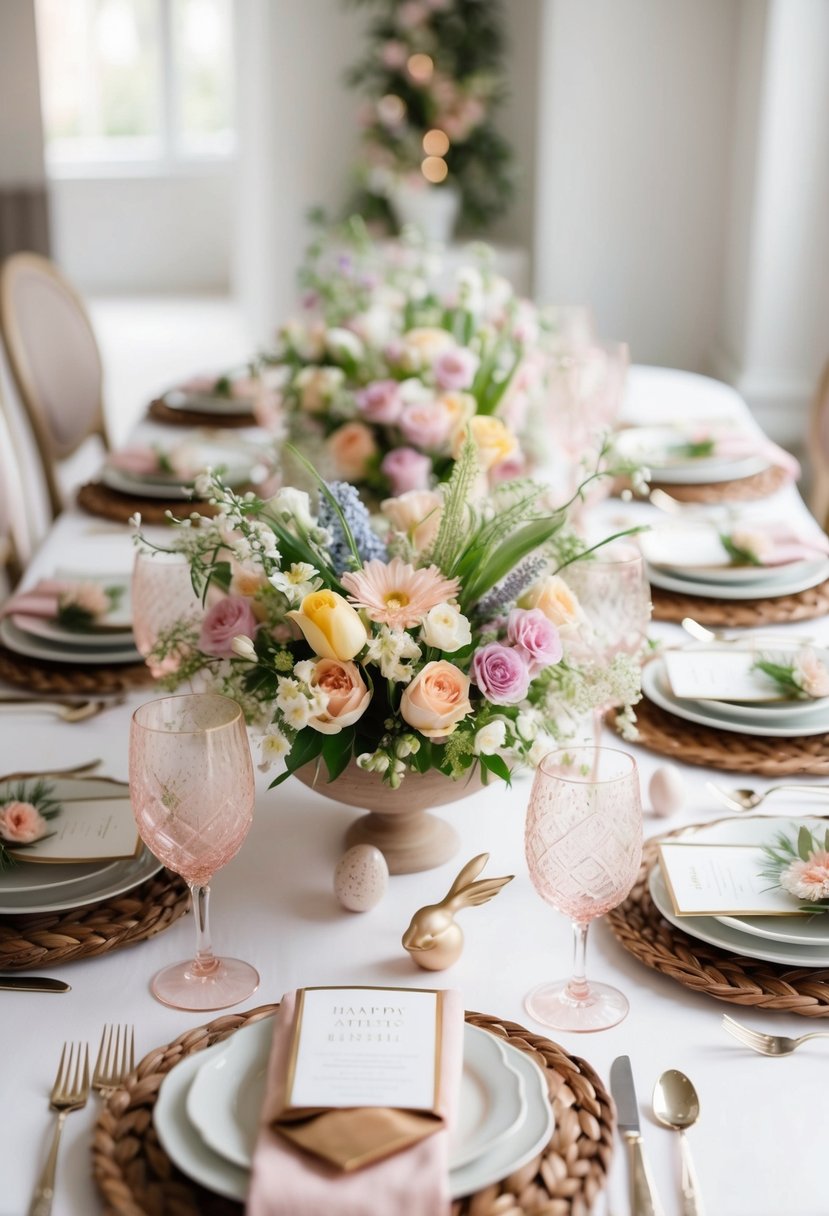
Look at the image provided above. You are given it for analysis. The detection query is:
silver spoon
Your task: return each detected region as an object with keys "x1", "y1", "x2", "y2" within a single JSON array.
[
  {"x1": 707, "y1": 781, "x2": 829, "y2": 812},
  {"x1": 653, "y1": 1069, "x2": 705, "y2": 1216}
]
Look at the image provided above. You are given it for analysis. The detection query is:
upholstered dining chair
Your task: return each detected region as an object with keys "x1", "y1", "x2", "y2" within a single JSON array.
[
  {"x1": 807, "y1": 360, "x2": 829, "y2": 532},
  {"x1": 0, "y1": 251, "x2": 109, "y2": 519}
]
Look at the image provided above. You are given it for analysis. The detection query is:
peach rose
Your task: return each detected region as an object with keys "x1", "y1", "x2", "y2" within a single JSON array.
[
  {"x1": 0, "y1": 801, "x2": 49, "y2": 844},
  {"x1": 400, "y1": 660, "x2": 471, "y2": 740},
  {"x1": 381, "y1": 490, "x2": 443, "y2": 551},
  {"x1": 326, "y1": 421, "x2": 378, "y2": 481},
  {"x1": 399, "y1": 327, "x2": 456, "y2": 371},
  {"x1": 518, "y1": 575, "x2": 581, "y2": 631},
  {"x1": 307, "y1": 659, "x2": 371, "y2": 734}
]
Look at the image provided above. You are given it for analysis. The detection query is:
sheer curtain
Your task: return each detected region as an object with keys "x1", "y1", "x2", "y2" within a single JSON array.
[{"x1": 0, "y1": 0, "x2": 50, "y2": 259}]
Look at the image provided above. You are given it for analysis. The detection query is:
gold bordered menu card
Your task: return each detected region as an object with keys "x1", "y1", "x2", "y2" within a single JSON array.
[
  {"x1": 662, "y1": 649, "x2": 785, "y2": 703},
  {"x1": 658, "y1": 842, "x2": 808, "y2": 917},
  {"x1": 271, "y1": 986, "x2": 447, "y2": 1171},
  {"x1": 6, "y1": 797, "x2": 141, "y2": 864}
]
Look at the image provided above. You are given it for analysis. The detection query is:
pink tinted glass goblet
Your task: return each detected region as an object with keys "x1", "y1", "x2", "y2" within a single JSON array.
[
  {"x1": 525, "y1": 746, "x2": 643, "y2": 1031},
  {"x1": 129, "y1": 693, "x2": 259, "y2": 1011},
  {"x1": 132, "y1": 549, "x2": 203, "y2": 679}
]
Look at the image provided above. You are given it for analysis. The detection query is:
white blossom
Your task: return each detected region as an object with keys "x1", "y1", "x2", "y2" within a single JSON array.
[
  {"x1": 474, "y1": 720, "x2": 508, "y2": 756},
  {"x1": 420, "y1": 603, "x2": 471, "y2": 653},
  {"x1": 364, "y1": 627, "x2": 422, "y2": 683}
]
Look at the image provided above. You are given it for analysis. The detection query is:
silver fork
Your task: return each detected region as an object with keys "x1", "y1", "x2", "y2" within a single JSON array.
[
  {"x1": 707, "y1": 781, "x2": 829, "y2": 812},
  {"x1": 0, "y1": 699, "x2": 120, "y2": 723},
  {"x1": 29, "y1": 1042, "x2": 90, "y2": 1216},
  {"x1": 92, "y1": 1024, "x2": 135, "y2": 1097},
  {"x1": 722, "y1": 1014, "x2": 829, "y2": 1056}
]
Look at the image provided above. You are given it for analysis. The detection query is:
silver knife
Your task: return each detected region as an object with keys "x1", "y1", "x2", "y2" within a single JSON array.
[
  {"x1": 610, "y1": 1055, "x2": 665, "y2": 1216},
  {"x1": 0, "y1": 976, "x2": 70, "y2": 992}
]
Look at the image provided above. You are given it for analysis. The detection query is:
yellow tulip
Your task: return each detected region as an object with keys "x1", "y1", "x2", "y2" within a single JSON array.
[{"x1": 287, "y1": 590, "x2": 368, "y2": 661}]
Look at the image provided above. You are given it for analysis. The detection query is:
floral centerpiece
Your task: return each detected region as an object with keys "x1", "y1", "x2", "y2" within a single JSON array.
[
  {"x1": 139, "y1": 441, "x2": 642, "y2": 869},
  {"x1": 259, "y1": 222, "x2": 560, "y2": 501}
]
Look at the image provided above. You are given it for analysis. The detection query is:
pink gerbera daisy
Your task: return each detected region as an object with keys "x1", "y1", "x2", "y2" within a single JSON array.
[{"x1": 340, "y1": 557, "x2": 460, "y2": 630}]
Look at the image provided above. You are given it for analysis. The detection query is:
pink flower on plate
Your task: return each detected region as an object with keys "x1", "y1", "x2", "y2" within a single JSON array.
[
  {"x1": 381, "y1": 447, "x2": 432, "y2": 495},
  {"x1": 471, "y1": 642, "x2": 531, "y2": 706},
  {"x1": 355, "y1": 379, "x2": 404, "y2": 424},
  {"x1": 341, "y1": 557, "x2": 459, "y2": 630},
  {"x1": 399, "y1": 400, "x2": 453, "y2": 451},
  {"x1": 199, "y1": 596, "x2": 258, "y2": 659},
  {"x1": 507, "y1": 609, "x2": 562, "y2": 677},
  {"x1": 433, "y1": 348, "x2": 479, "y2": 391},
  {"x1": 60, "y1": 582, "x2": 111, "y2": 619},
  {"x1": 780, "y1": 851, "x2": 829, "y2": 902},
  {"x1": 0, "y1": 801, "x2": 48, "y2": 844},
  {"x1": 792, "y1": 649, "x2": 829, "y2": 698}
]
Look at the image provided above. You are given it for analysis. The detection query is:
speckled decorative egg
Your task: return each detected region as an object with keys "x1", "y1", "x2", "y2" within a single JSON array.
[
  {"x1": 649, "y1": 764, "x2": 687, "y2": 818},
  {"x1": 334, "y1": 845, "x2": 389, "y2": 912}
]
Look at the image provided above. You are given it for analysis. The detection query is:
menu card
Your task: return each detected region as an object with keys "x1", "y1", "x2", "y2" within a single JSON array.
[
  {"x1": 640, "y1": 525, "x2": 731, "y2": 570},
  {"x1": 285, "y1": 987, "x2": 443, "y2": 1112},
  {"x1": 658, "y1": 842, "x2": 806, "y2": 916},
  {"x1": 7, "y1": 798, "x2": 141, "y2": 863},
  {"x1": 663, "y1": 649, "x2": 787, "y2": 702}
]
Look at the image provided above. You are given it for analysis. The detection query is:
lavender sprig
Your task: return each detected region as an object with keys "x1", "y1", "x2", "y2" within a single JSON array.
[{"x1": 476, "y1": 556, "x2": 548, "y2": 617}]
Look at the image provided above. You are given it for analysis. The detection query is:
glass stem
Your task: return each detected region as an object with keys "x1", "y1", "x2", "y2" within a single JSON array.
[
  {"x1": 566, "y1": 920, "x2": 591, "y2": 1004},
  {"x1": 189, "y1": 882, "x2": 220, "y2": 976}
]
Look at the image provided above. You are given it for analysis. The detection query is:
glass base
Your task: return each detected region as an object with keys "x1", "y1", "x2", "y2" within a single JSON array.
[
  {"x1": 150, "y1": 957, "x2": 260, "y2": 1011},
  {"x1": 525, "y1": 978, "x2": 629, "y2": 1033}
]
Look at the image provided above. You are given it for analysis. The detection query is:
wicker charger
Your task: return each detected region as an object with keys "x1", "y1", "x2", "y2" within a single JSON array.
[
  {"x1": 92, "y1": 1006, "x2": 614, "y2": 1216},
  {"x1": 77, "y1": 482, "x2": 223, "y2": 526},
  {"x1": 651, "y1": 578, "x2": 829, "y2": 626},
  {"x1": 606, "y1": 834, "x2": 829, "y2": 1017},
  {"x1": 0, "y1": 868, "x2": 188, "y2": 971},
  {"x1": 0, "y1": 642, "x2": 153, "y2": 695},
  {"x1": 649, "y1": 464, "x2": 790, "y2": 504},
  {"x1": 617, "y1": 694, "x2": 829, "y2": 776},
  {"x1": 148, "y1": 398, "x2": 258, "y2": 430}
]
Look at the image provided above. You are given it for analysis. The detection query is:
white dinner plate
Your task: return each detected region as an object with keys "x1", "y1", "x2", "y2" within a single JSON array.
[
  {"x1": 667, "y1": 641, "x2": 829, "y2": 720},
  {"x1": 650, "y1": 863, "x2": 829, "y2": 967},
  {"x1": 0, "y1": 617, "x2": 141, "y2": 666},
  {"x1": 11, "y1": 615, "x2": 135, "y2": 649},
  {"x1": 672, "y1": 817, "x2": 829, "y2": 947},
  {"x1": 163, "y1": 389, "x2": 256, "y2": 417},
  {"x1": 646, "y1": 558, "x2": 829, "y2": 601},
  {"x1": 614, "y1": 426, "x2": 769, "y2": 483},
  {"x1": 0, "y1": 776, "x2": 161, "y2": 913},
  {"x1": 642, "y1": 660, "x2": 829, "y2": 737},
  {"x1": 185, "y1": 1019, "x2": 525, "y2": 1174},
  {"x1": 155, "y1": 1017, "x2": 554, "y2": 1204}
]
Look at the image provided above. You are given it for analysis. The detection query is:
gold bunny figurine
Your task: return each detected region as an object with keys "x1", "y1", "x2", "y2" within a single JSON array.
[{"x1": 402, "y1": 853, "x2": 514, "y2": 971}]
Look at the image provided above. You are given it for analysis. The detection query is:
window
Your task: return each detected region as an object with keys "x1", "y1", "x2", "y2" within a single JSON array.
[{"x1": 35, "y1": 0, "x2": 235, "y2": 171}]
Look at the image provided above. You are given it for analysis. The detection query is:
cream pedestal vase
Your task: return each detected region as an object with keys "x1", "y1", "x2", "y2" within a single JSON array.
[{"x1": 294, "y1": 761, "x2": 480, "y2": 874}]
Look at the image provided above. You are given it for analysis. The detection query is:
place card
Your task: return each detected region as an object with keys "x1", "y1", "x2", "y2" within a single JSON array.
[
  {"x1": 658, "y1": 842, "x2": 806, "y2": 916},
  {"x1": 7, "y1": 797, "x2": 141, "y2": 864},
  {"x1": 663, "y1": 648, "x2": 786, "y2": 703},
  {"x1": 285, "y1": 986, "x2": 443, "y2": 1112},
  {"x1": 640, "y1": 524, "x2": 731, "y2": 570}
]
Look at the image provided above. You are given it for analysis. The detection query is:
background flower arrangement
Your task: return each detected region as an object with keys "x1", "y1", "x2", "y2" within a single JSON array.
[
  {"x1": 260, "y1": 220, "x2": 563, "y2": 501},
  {"x1": 141, "y1": 442, "x2": 642, "y2": 790}
]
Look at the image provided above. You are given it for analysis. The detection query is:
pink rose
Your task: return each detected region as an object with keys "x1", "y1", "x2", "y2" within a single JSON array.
[
  {"x1": 0, "y1": 801, "x2": 48, "y2": 844},
  {"x1": 471, "y1": 643, "x2": 531, "y2": 705},
  {"x1": 199, "y1": 596, "x2": 258, "y2": 658},
  {"x1": 400, "y1": 660, "x2": 472, "y2": 740},
  {"x1": 308, "y1": 659, "x2": 370, "y2": 734},
  {"x1": 433, "y1": 348, "x2": 479, "y2": 391},
  {"x1": 381, "y1": 447, "x2": 432, "y2": 495},
  {"x1": 490, "y1": 453, "x2": 527, "y2": 484},
  {"x1": 326, "y1": 421, "x2": 378, "y2": 481},
  {"x1": 399, "y1": 400, "x2": 452, "y2": 450},
  {"x1": 380, "y1": 39, "x2": 407, "y2": 68},
  {"x1": 507, "y1": 608, "x2": 562, "y2": 677},
  {"x1": 355, "y1": 379, "x2": 403, "y2": 424}
]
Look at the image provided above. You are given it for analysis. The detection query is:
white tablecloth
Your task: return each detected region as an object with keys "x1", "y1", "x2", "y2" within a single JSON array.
[{"x1": 1, "y1": 368, "x2": 825, "y2": 1216}]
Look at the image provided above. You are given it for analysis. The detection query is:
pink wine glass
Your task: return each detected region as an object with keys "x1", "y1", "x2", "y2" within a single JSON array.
[
  {"x1": 525, "y1": 746, "x2": 642, "y2": 1031},
  {"x1": 132, "y1": 549, "x2": 203, "y2": 679},
  {"x1": 129, "y1": 693, "x2": 259, "y2": 1010}
]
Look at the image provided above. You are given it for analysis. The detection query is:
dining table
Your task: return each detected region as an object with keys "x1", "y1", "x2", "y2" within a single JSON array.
[{"x1": 0, "y1": 365, "x2": 825, "y2": 1216}]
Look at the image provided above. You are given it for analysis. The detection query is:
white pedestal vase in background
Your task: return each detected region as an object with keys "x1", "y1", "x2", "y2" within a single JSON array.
[{"x1": 390, "y1": 181, "x2": 461, "y2": 244}]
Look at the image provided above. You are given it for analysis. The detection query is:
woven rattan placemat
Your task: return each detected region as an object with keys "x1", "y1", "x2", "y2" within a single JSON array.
[
  {"x1": 92, "y1": 1006, "x2": 614, "y2": 1216},
  {"x1": 77, "y1": 481, "x2": 226, "y2": 526},
  {"x1": 0, "y1": 868, "x2": 188, "y2": 971},
  {"x1": 618, "y1": 695, "x2": 829, "y2": 776},
  {"x1": 606, "y1": 835, "x2": 829, "y2": 1017},
  {"x1": 0, "y1": 643, "x2": 152, "y2": 695},
  {"x1": 649, "y1": 464, "x2": 789, "y2": 503},
  {"x1": 148, "y1": 398, "x2": 258, "y2": 429},
  {"x1": 651, "y1": 578, "x2": 829, "y2": 626}
]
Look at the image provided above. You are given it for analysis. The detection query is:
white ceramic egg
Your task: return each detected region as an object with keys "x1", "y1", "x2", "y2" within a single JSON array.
[
  {"x1": 648, "y1": 764, "x2": 687, "y2": 818},
  {"x1": 334, "y1": 844, "x2": 389, "y2": 912}
]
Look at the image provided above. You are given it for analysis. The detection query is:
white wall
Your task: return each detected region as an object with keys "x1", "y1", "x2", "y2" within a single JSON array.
[
  {"x1": 0, "y1": 0, "x2": 45, "y2": 186},
  {"x1": 534, "y1": 0, "x2": 740, "y2": 367},
  {"x1": 50, "y1": 170, "x2": 233, "y2": 294}
]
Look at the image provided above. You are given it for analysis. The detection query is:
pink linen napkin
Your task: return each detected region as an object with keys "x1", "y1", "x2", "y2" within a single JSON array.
[
  {"x1": 0, "y1": 579, "x2": 66, "y2": 620},
  {"x1": 761, "y1": 525, "x2": 829, "y2": 565},
  {"x1": 178, "y1": 372, "x2": 221, "y2": 394},
  {"x1": 107, "y1": 446, "x2": 161, "y2": 476},
  {"x1": 246, "y1": 989, "x2": 463, "y2": 1216},
  {"x1": 713, "y1": 431, "x2": 801, "y2": 480}
]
